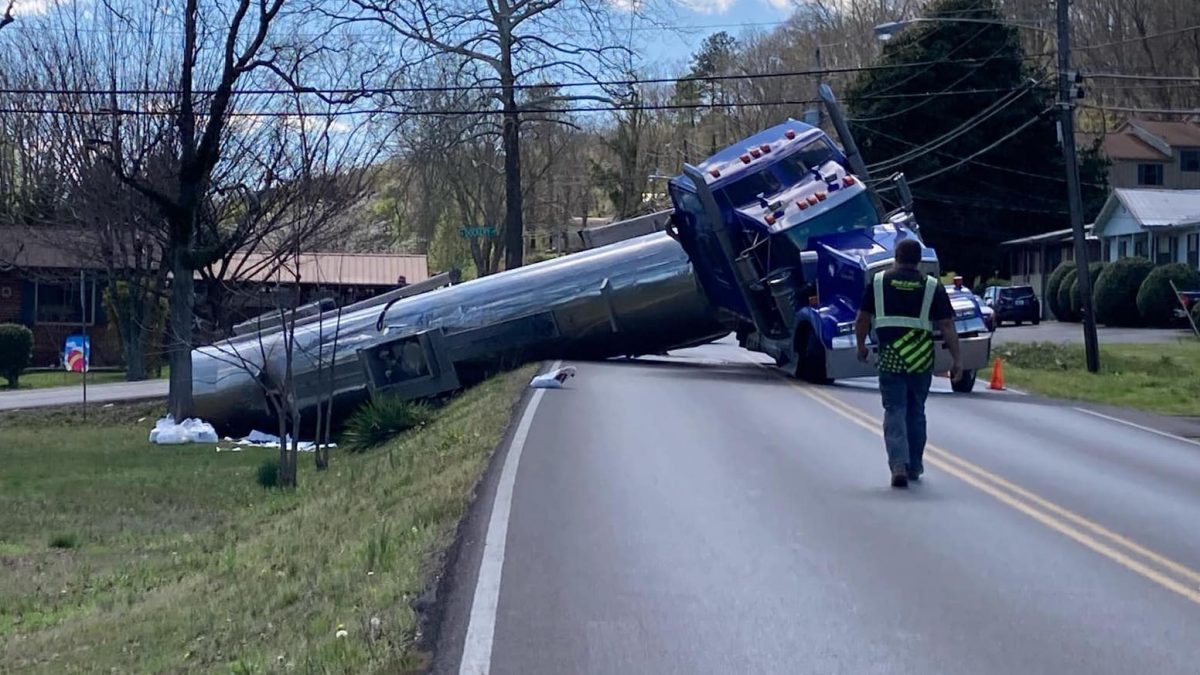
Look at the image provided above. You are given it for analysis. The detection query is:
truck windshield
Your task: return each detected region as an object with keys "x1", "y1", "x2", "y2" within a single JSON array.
[
  {"x1": 774, "y1": 140, "x2": 836, "y2": 184},
  {"x1": 780, "y1": 192, "x2": 879, "y2": 249},
  {"x1": 720, "y1": 171, "x2": 782, "y2": 207}
]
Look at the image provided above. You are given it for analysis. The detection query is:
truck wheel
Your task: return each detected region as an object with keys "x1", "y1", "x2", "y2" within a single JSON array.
[
  {"x1": 795, "y1": 326, "x2": 833, "y2": 385},
  {"x1": 1033, "y1": 317, "x2": 1041, "y2": 325},
  {"x1": 952, "y1": 369, "x2": 977, "y2": 393}
]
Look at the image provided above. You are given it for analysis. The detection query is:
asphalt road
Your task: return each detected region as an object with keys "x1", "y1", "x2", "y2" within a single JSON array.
[
  {"x1": 439, "y1": 338, "x2": 1200, "y2": 675},
  {"x1": 993, "y1": 320, "x2": 1193, "y2": 345},
  {"x1": 0, "y1": 379, "x2": 167, "y2": 411}
]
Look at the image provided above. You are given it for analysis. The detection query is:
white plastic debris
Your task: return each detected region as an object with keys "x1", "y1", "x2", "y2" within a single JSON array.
[
  {"x1": 148, "y1": 414, "x2": 219, "y2": 444},
  {"x1": 530, "y1": 365, "x2": 577, "y2": 389},
  {"x1": 231, "y1": 430, "x2": 333, "y2": 453}
]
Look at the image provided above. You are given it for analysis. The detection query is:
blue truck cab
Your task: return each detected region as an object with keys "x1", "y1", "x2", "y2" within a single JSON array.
[{"x1": 666, "y1": 119, "x2": 992, "y2": 391}]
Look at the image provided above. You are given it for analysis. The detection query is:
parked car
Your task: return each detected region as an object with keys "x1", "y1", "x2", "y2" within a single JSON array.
[
  {"x1": 983, "y1": 285, "x2": 1040, "y2": 326},
  {"x1": 976, "y1": 296, "x2": 996, "y2": 331},
  {"x1": 945, "y1": 279, "x2": 995, "y2": 332}
]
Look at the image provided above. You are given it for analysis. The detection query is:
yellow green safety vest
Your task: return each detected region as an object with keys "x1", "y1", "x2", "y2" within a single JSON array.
[{"x1": 873, "y1": 273, "x2": 939, "y2": 331}]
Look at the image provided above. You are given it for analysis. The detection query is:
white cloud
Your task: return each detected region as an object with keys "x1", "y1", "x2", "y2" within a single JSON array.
[
  {"x1": 762, "y1": 0, "x2": 794, "y2": 10},
  {"x1": 11, "y1": 0, "x2": 65, "y2": 16},
  {"x1": 673, "y1": 0, "x2": 737, "y2": 14}
]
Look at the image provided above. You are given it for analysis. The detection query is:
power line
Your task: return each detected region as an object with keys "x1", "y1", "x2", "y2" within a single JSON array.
[
  {"x1": 866, "y1": 78, "x2": 1044, "y2": 173},
  {"x1": 903, "y1": 112, "x2": 1048, "y2": 187},
  {"x1": 1080, "y1": 103, "x2": 1200, "y2": 116},
  {"x1": 1075, "y1": 24, "x2": 1200, "y2": 51},
  {"x1": 0, "y1": 83, "x2": 1045, "y2": 119},
  {"x1": 0, "y1": 55, "x2": 1054, "y2": 98},
  {"x1": 1086, "y1": 73, "x2": 1200, "y2": 82}
]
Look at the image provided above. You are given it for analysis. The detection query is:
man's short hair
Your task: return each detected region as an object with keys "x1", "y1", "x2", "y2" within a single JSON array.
[{"x1": 896, "y1": 238, "x2": 922, "y2": 266}]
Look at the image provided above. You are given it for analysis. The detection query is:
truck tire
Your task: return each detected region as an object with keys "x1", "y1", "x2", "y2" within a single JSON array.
[
  {"x1": 795, "y1": 326, "x2": 833, "y2": 385},
  {"x1": 951, "y1": 369, "x2": 977, "y2": 393}
]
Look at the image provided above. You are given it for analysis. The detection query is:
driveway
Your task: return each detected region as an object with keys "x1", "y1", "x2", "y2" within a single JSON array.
[{"x1": 994, "y1": 321, "x2": 1194, "y2": 345}]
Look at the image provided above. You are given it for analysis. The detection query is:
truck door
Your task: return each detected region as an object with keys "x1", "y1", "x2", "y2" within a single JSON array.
[{"x1": 670, "y1": 186, "x2": 750, "y2": 316}]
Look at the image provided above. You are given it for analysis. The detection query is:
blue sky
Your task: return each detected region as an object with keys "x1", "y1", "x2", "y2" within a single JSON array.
[{"x1": 623, "y1": 0, "x2": 797, "y2": 73}]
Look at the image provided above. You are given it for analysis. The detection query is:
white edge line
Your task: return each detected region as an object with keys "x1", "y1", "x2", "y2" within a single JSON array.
[
  {"x1": 1073, "y1": 407, "x2": 1200, "y2": 449},
  {"x1": 458, "y1": 360, "x2": 561, "y2": 675}
]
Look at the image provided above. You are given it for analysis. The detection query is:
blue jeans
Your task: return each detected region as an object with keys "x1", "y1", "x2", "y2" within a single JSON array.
[{"x1": 878, "y1": 371, "x2": 933, "y2": 473}]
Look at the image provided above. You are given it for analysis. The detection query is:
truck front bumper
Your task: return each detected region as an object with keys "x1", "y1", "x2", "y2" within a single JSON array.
[{"x1": 825, "y1": 333, "x2": 992, "y2": 380}]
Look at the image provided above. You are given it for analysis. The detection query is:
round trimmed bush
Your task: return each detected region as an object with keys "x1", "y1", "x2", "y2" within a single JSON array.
[
  {"x1": 1057, "y1": 268, "x2": 1080, "y2": 322},
  {"x1": 0, "y1": 323, "x2": 34, "y2": 388},
  {"x1": 1045, "y1": 261, "x2": 1076, "y2": 320},
  {"x1": 1093, "y1": 257, "x2": 1154, "y2": 327},
  {"x1": 1136, "y1": 263, "x2": 1200, "y2": 326},
  {"x1": 1069, "y1": 262, "x2": 1107, "y2": 320},
  {"x1": 1192, "y1": 301, "x2": 1200, "y2": 328}
]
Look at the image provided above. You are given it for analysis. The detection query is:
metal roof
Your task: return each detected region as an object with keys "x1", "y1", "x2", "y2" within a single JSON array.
[
  {"x1": 221, "y1": 251, "x2": 429, "y2": 286},
  {"x1": 1000, "y1": 226, "x2": 1096, "y2": 247},
  {"x1": 1096, "y1": 188, "x2": 1200, "y2": 231}
]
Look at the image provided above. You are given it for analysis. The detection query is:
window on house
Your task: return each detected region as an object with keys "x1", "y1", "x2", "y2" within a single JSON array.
[
  {"x1": 1135, "y1": 236, "x2": 1148, "y2": 258},
  {"x1": 1182, "y1": 149, "x2": 1200, "y2": 173},
  {"x1": 1118, "y1": 239, "x2": 1128, "y2": 258},
  {"x1": 34, "y1": 279, "x2": 96, "y2": 325},
  {"x1": 1156, "y1": 234, "x2": 1176, "y2": 265},
  {"x1": 1189, "y1": 233, "x2": 1199, "y2": 269},
  {"x1": 1137, "y1": 163, "x2": 1164, "y2": 186}
]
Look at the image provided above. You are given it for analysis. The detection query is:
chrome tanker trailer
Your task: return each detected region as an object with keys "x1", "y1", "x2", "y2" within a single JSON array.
[{"x1": 194, "y1": 99, "x2": 992, "y2": 431}]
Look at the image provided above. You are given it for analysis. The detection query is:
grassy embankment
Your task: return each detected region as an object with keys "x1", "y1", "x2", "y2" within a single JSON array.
[
  {"x1": 0, "y1": 364, "x2": 535, "y2": 673},
  {"x1": 983, "y1": 341, "x2": 1200, "y2": 416}
]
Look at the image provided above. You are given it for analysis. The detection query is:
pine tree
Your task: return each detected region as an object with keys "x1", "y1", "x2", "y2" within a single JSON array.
[{"x1": 845, "y1": 0, "x2": 1107, "y2": 283}]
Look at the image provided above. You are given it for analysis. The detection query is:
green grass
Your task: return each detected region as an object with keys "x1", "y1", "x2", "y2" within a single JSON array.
[
  {"x1": 8, "y1": 367, "x2": 169, "y2": 390},
  {"x1": 0, "y1": 365, "x2": 536, "y2": 673},
  {"x1": 984, "y1": 341, "x2": 1200, "y2": 416}
]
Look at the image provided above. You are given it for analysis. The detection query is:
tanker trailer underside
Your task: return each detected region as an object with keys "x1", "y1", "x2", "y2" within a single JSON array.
[{"x1": 192, "y1": 231, "x2": 734, "y2": 433}]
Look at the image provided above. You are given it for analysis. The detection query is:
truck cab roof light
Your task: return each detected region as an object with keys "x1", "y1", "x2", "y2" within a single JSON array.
[
  {"x1": 807, "y1": 195, "x2": 819, "y2": 205},
  {"x1": 750, "y1": 148, "x2": 762, "y2": 158},
  {"x1": 796, "y1": 200, "x2": 810, "y2": 210},
  {"x1": 709, "y1": 168, "x2": 721, "y2": 178},
  {"x1": 843, "y1": 175, "x2": 857, "y2": 186},
  {"x1": 764, "y1": 214, "x2": 776, "y2": 225},
  {"x1": 785, "y1": 129, "x2": 796, "y2": 140},
  {"x1": 760, "y1": 143, "x2": 772, "y2": 153},
  {"x1": 816, "y1": 192, "x2": 828, "y2": 201},
  {"x1": 953, "y1": 276, "x2": 963, "y2": 289},
  {"x1": 740, "y1": 154, "x2": 752, "y2": 164},
  {"x1": 808, "y1": 295, "x2": 819, "y2": 307}
]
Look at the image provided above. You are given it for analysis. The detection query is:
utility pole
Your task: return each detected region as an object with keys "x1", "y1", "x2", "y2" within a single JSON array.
[{"x1": 1056, "y1": 0, "x2": 1100, "y2": 372}]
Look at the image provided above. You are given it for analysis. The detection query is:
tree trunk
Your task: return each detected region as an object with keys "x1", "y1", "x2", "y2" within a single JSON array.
[
  {"x1": 122, "y1": 283, "x2": 148, "y2": 381},
  {"x1": 167, "y1": 244, "x2": 195, "y2": 420},
  {"x1": 501, "y1": 93, "x2": 524, "y2": 271}
]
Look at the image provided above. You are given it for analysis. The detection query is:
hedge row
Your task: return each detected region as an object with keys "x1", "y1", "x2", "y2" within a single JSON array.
[{"x1": 1046, "y1": 257, "x2": 1200, "y2": 327}]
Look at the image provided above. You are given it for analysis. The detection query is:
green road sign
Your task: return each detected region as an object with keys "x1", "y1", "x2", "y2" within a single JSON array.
[{"x1": 460, "y1": 225, "x2": 498, "y2": 238}]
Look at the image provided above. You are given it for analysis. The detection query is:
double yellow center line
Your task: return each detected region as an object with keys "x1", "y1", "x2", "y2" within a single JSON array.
[{"x1": 780, "y1": 372, "x2": 1200, "y2": 607}]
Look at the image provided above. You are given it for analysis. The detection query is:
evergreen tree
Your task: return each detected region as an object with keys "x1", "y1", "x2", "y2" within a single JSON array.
[{"x1": 845, "y1": 0, "x2": 1107, "y2": 282}]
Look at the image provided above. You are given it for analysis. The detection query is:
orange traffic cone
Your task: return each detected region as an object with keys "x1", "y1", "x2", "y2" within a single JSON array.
[{"x1": 989, "y1": 358, "x2": 1005, "y2": 391}]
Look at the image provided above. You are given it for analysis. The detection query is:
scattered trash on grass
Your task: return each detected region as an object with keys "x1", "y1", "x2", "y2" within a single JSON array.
[
  {"x1": 149, "y1": 415, "x2": 219, "y2": 444},
  {"x1": 220, "y1": 429, "x2": 336, "y2": 453}
]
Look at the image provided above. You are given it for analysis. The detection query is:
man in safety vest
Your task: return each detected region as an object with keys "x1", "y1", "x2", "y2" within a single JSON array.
[{"x1": 854, "y1": 238, "x2": 962, "y2": 488}]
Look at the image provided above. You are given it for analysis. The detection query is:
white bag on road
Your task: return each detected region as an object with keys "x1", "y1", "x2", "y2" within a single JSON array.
[{"x1": 530, "y1": 365, "x2": 577, "y2": 389}]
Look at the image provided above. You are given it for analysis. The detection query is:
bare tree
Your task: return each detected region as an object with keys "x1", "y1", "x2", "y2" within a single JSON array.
[{"x1": 325, "y1": 0, "x2": 648, "y2": 270}]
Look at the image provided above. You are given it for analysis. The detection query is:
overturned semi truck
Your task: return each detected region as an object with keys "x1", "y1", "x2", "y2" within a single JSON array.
[{"x1": 193, "y1": 95, "x2": 992, "y2": 432}]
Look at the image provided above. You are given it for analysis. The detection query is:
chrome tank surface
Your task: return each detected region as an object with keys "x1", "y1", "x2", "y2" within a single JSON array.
[{"x1": 192, "y1": 232, "x2": 731, "y2": 430}]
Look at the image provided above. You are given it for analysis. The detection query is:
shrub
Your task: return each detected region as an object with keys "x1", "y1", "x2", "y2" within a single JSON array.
[
  {"x1": 1136, "y1": 263, "x2": 1200, "y2": 327},
  {"x1": 0, "y1": 323, "x2": 34, "y2": 388},
  {"x1": 257, "y1": 458, "x2": 280, "y2": 488},
  {"x1": 342, "y1": 397, "x2": 434, "y2": 452},
  {"x1": 1193, "y1": 301, "x2": 1200, "y2": 328},
  {"x1": 1045, "y1": 261, "x2": 1076, "y2": 320},
  {"x1": 1069, "y1": 262, "x2": 1107, "y2": 319},
  {"x1": 1056, "y1": 268, "x2": 1080, "y2": 322},
  {"x1": 48, "y1": 533, "x2": 79, "y2": 549},
  {"x1": 1094, "y1": 257, "x2": 1154, "y2": 326}
]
